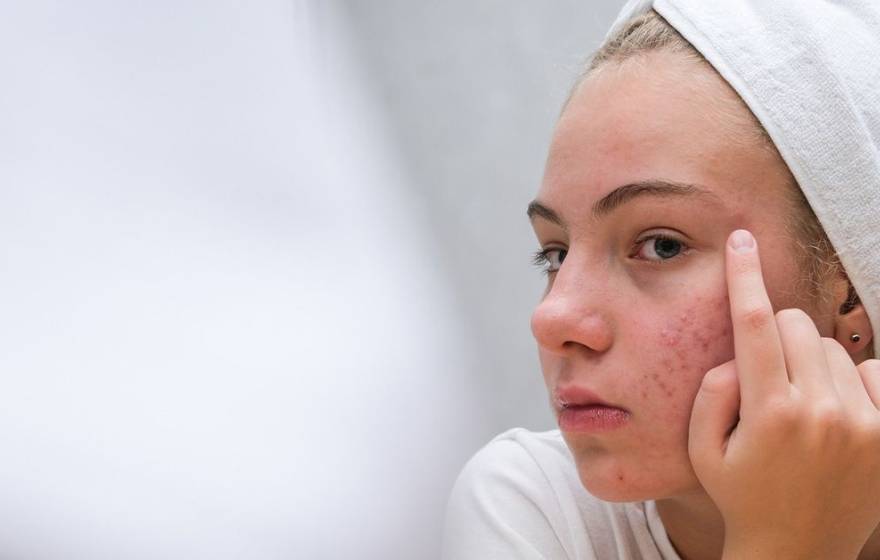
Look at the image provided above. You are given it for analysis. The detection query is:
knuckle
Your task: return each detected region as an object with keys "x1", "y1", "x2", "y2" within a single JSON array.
[
  {"x1": 763, "y1": 398, "x2": 799, "y2": 427},
  {"x1": 854, "y1": 415, "x2": 880, "y2": 441},
  {"x1": 843, "y1": 420, "x2": 880, "y2": 469},
  {"x1": 740, "y1": 305, "x2": 774, "y2": 331},
  {"x1": 839, "y1": 414, "x2": 880, "y2": 453},
  {"x1": 809, "y1": 401, "x2": 845, "y2": 430}
]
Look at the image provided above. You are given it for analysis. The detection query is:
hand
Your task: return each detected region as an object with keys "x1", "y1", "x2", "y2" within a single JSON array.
[{"x1": 688, "y1": 229, "x2": 880, "y2": 560}]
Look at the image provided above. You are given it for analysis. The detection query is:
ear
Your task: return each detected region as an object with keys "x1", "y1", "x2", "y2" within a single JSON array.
[{"x1": 832, "y1": 281, "x2": 874, "y2": 363}]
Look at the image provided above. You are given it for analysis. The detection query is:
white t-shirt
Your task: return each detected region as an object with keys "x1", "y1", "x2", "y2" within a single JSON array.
[{"x1": 441, "y1": 427, "x2": 683, "y2": 560}]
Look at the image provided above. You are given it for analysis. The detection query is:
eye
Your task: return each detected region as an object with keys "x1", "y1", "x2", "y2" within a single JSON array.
[
  {"x1": 531, "y1": 247, "x2": 567, "y2": 276},
  {"x1": 633, "y1": 233, "x2": 690, "y2": 263}
]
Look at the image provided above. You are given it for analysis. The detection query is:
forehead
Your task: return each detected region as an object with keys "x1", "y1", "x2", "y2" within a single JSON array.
[{"x1": 538, "y1": 52, "x2": 789, "y2": 224}]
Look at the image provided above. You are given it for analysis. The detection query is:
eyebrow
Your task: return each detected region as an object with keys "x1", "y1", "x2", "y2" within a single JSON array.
[{"x1": 526, "y1": 180, "x2": 723, "y2": 230}]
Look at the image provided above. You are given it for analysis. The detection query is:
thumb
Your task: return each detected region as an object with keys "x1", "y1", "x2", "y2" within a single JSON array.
[{"x1": 688, "y1": 360, "x2": 741, "y2": 480}]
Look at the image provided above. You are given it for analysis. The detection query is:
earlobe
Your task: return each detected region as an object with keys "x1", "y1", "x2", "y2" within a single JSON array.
[{"x1": 833, "y1": 303, "x2": 874, "y2": 360}]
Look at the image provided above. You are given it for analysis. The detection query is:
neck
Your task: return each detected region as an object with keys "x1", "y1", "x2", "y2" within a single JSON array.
[
  {"x1": 656, "y1": 491, "x2": 880, "y2": 560},
  {"x1": 655, "y1": 491, "x2": 724, "y2": 560}
]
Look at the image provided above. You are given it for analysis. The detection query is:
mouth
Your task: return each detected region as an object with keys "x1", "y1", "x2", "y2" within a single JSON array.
[
  {"x1": 554, "y1": 385, "x2": 631, "y2": 433},
  {"x1": 554, "y1": 384, "x2": 627, "y2": 412}
]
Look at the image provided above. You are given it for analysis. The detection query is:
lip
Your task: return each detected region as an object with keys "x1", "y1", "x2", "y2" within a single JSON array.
[
  {"x1": 558, "y1": 405, "x2": 631, "y2": 432},
  {"x1": 553, "y1": 385, "x2": 631, "y2": 433},
  {"x1": 553, "y1": 385, "x2": 626, "y2": 412}
]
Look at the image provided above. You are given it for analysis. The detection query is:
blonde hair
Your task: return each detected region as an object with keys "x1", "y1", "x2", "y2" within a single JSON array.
[{"x1": 567, "y1": 9, "x2": 865, "y2": 342}]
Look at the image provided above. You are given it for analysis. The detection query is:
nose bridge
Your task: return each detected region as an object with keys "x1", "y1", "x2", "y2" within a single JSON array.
[{"x1": 531, "y1": 251, "x2": 613, "y2": 354}]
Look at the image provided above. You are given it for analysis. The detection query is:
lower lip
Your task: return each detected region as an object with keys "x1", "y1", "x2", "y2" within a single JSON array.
[{"x1": 558, "y1": 405, "x2": 630, "y2": 432}]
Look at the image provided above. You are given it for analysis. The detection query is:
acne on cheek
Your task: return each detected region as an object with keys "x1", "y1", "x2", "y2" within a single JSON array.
[{"x1": 639, "y1": 294, "x2": 734, "y2": 413}]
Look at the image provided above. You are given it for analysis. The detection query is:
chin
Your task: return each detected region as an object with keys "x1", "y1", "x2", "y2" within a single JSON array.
[
  {"x1": 574, "y1": 457, "x2": 697, "y2": 503},
  {"x1": 578, "y1": 472, "x2": 655, "y2": 503}
]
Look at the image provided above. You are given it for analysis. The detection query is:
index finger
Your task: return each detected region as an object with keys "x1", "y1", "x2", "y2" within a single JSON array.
[{"x1": 725, "y1": 229, "x2": 789, "y2": 410}]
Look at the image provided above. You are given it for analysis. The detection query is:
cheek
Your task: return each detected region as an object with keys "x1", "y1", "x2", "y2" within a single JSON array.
[
  {"x1": 590, "y1": 293, "x2": 735, "y2": 499},
  {"x1": 560, "y1": 293, "x2": 739, "y2": 501},
  {"x1": 638, "y1": 293, "x2": 734, "y2": 419}
]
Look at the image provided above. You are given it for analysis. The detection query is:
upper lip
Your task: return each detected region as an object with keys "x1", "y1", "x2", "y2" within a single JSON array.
[{"x1": 554, "y1": 385, "x2": 626, "y2": 412}]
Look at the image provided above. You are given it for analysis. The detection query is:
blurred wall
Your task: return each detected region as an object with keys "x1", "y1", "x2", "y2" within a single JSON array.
[
  {"x1": 0, "y1": 1, "x2": 626, "y2": 558},
  {"x1": 341, "y1": 0, "x2": 628, "y2": 432}
]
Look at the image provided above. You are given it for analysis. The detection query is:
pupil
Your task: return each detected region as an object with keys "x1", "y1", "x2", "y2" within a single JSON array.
[
  {"x1": 558, "y1": 250, "x2": 567, "y2": 264},
  {"x1": 654, "y1": 238, "x2": 680, "y2": 259}
]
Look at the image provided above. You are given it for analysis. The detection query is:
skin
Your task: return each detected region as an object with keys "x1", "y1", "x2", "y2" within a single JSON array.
[{"x1": 529, "y1": 50, "x2": 878, "y2": 559}]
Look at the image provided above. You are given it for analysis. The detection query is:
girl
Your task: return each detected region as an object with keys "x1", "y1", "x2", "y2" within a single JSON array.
[{"x1": 442, "y1": 1, "x2": 880, "y2": 558}]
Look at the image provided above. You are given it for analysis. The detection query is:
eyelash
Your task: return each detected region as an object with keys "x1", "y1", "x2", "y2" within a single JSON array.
[
  {"x1": 531, "y1": 248, "x2": 565, "y2": 277},
  {"x1": 530, "y1": 234, "x2": 690, "y2": 276}
]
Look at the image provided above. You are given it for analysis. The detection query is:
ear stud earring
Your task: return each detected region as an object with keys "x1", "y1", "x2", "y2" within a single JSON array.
[{"x1": 851, "y1": 333, "x2": 861, "y2": 343}]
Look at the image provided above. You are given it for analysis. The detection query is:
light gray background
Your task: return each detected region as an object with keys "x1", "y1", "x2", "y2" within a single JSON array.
[
  {"x1": 0, "y1": 1, "x2": 627, "y2": 558},
  {"x1": 342, "y1": 0, "x2": 628, "y2": 432}
]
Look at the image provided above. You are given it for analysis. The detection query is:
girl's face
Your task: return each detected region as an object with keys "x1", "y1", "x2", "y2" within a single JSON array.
[{"x1": 530, "y1": 52, "x2": 838, "y2": 502}]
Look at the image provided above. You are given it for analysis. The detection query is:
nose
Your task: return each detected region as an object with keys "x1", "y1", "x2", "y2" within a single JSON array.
[{"x1": 529, "y1": 260, "x2": 613, "y2": 356}]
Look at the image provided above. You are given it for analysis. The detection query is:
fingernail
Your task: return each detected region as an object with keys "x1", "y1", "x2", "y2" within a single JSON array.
[{"x1": 729, "y1": 229, "x2": 754, "y2": 252}]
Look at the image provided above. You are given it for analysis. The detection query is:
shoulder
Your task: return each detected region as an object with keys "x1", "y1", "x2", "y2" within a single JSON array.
[
  {"x1": 449, "y1": 427, "x2": 579, "y2": 515},
  {"x1": 441, "y1": 427, "x2": 592, "y2": 559},
  {"x1": 461, "y1": 426, "x2": 572, "y2": 481},
  {"x1": 442, "y1": 428, "x2": 674, "y2": 560}
]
